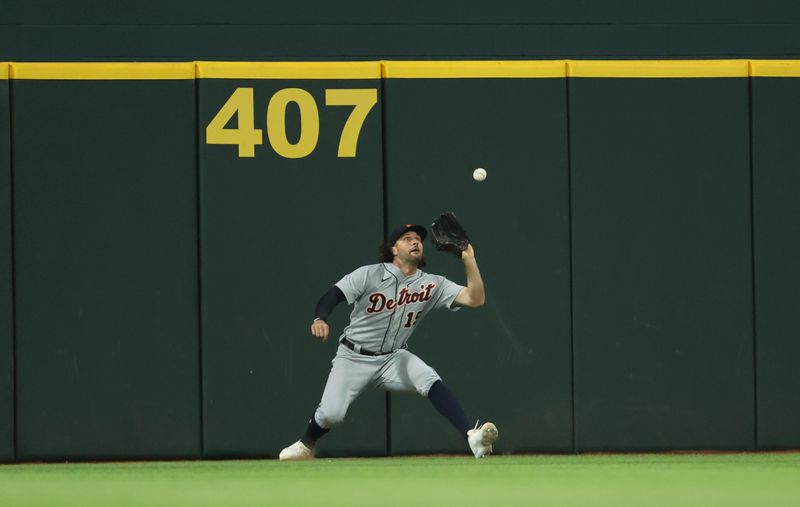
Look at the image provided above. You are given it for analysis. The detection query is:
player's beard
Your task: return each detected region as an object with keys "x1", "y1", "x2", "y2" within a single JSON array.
[
  {"x1": 404, "y1": 249, "x2": 422, "y2": 264},
  {"x1": 405, "y1": 253, "x2": 427, "y2": 268}
]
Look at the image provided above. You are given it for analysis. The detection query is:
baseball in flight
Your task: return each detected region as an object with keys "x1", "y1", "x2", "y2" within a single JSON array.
[{"x1": 472, "y1": 167, "x2": 487, "y2": 182}]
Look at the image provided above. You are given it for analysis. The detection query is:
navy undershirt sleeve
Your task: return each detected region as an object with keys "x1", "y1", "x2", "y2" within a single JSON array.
[{"x1": 314, "y1": 285, "x2": 346, "y2": 321}]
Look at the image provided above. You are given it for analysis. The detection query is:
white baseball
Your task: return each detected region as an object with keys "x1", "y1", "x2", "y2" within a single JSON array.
[{"x1": 472, "y1": 167, "x2": 487, "y2": 182}]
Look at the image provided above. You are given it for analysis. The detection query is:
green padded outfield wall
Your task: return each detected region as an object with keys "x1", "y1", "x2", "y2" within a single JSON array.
[
  {"x1": 569, "y1": 61, "x2": 755, "y2": 451},
  {"x1": 751, "y1": 61, "x2": 800, "y2": 449},
  {"x1": 4, "y1": 60, "x2": 800, "y2": 460},
  {"x1": 0, "y1": 63, "x2": 12, "y2": 462},
  {"x1": 198, "y1": 62, "x2": 386, "y2": 458},
  {"x1": 12, "y1": 64, "x2": 201, "y2": 460},
  {"x1": 382, "y1": 62, "x2": 573, "y2": 454}
]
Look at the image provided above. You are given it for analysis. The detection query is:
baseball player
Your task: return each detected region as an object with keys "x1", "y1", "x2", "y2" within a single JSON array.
[{"x1": 279, "y1": 222, "x2": 498, "y2": 460}]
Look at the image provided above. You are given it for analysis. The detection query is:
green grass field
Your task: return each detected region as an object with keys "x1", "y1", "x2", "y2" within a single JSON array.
[{"x1": 1, "y1": 453, "x2": 799, "y2": 507}]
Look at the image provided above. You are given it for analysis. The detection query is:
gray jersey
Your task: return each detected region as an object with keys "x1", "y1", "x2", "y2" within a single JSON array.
[{"x1": 334, "y1": 263, "x2": 464, "y2": 353}]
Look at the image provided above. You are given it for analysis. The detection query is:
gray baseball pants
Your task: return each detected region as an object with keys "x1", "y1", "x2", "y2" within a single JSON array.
[{"x1": 313, "y1": 343, "x2": 441, "y2": 429}]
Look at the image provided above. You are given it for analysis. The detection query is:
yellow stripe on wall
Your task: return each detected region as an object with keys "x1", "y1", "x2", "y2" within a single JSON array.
[
  {"x1": 196, "y1": 61, "x2": 381, "y2": 79},
  {"x1": 567, "y1": 60, "x2": 750, "y2": 78},
  {"x1": 382, "y1": 60, "x2": 566, "y2": 78},
  {"x1": 7, "y1": 60, "x2": 800, "y2": 80},
  {"x1": 11, "y1": 62, "x2": 195, "y2": 80},
  {"x1": 750, "y1": 60, "x2": 800, "y2": 77}
]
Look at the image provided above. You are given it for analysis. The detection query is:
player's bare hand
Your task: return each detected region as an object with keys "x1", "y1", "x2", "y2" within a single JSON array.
[
  {"x1": 461, "y1": 244, "x2": 476, "y2": 260},
  {"x1": 311, "y1": 319, "x2": 330, "y2": 342}
]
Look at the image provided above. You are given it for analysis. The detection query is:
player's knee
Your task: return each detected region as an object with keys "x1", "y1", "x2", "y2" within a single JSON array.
[
  {"x1": 315, "y1": 406, "x2": 348, "y2": 428},
  {"x1": 418, "y1": 374, "x2": 442, "y2": 397}
]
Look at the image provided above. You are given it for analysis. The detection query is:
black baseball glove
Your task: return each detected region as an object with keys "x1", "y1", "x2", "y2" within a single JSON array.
[{"x1": 431, "y1": 211, "x2": 470, "y2": 258}]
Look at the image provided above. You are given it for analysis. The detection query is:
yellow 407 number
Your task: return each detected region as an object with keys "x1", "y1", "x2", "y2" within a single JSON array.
[{"x1": 206, "y1": 87, "x2": 378, "y2": 158}]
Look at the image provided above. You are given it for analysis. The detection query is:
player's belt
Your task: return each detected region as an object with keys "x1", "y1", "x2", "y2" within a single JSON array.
[{"x1": 340, "y1": 337, "x2": 391, "y2": 357}]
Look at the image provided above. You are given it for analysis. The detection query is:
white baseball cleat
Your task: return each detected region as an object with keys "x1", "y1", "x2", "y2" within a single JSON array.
[
  {"x1": 279, "y1": 440, "x2": 314, "y2": 461},
  {"x1": 467, "y1": 421, "x2": 499, "y2": 459}
]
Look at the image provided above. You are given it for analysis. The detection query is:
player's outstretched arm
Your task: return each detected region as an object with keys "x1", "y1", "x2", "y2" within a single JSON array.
[{"x1": 454, "y1": 244, "x2": 485, "y2": 308}]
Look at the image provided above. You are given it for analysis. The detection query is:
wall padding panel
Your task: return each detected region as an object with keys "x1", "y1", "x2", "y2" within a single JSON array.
[
  {"x1": 383, "y1": 62, "x2": 573, "y2": 454},
  {"x1": 198, "y1": 63, "x2": 386, "y2": 458},
  {"x1": 570, "y1": 71, "x2": 755, "y2": 451},
  {"x1": 12, "y1": 64, "x2": 200, "y2": 460},
  {"x1": 751, "y1": 64, "x2": 800, "y2": 449},
  {"x1": 0, "y1": 63, "x2": 13, "y2": 462}
]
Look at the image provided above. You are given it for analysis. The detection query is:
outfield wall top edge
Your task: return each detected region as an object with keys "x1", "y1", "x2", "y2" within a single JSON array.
[{"x1": 4, "y1": 60, "x2": 800, "y2": 79}]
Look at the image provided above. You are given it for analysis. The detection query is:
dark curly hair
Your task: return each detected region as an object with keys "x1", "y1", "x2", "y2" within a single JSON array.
[{"x1": 378, "y1": 241, "x2": 427, "y2": 268}]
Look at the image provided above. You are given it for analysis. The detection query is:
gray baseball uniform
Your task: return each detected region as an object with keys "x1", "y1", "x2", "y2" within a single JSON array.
[{"x1": 313, "y1": 262, "x2": 464, "y2": 429}]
